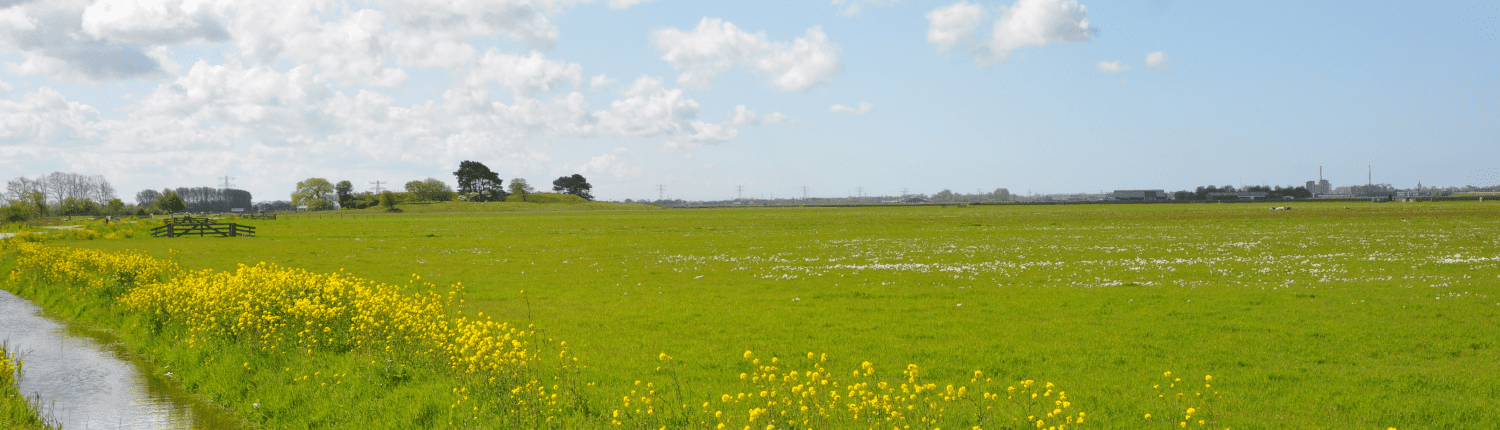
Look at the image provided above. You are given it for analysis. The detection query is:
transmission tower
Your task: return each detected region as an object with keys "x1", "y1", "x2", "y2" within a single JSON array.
[
  {"x1": 801, "y1": 186, "x2": 809, "y2": 200},
  {"x1": 220, "y1": 176, "x2": 236, "y2": 190},
  {"x1": 370, "y1": 181, "x2": 386, "y2": 193},
  {"x1": 737, "y1": 185, "x2": 744, "y2": 200},
  {"x1": 657, "y1": 184, "x2": 665, "y2": 201}
]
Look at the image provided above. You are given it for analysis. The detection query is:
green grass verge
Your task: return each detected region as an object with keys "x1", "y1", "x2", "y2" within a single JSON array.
[
  {"x1": 5, "y1": 200, "x2": 1500, "y2": 428},
  {"x1": 340, "y1": 200, "x2": 657, "y2": 214}
]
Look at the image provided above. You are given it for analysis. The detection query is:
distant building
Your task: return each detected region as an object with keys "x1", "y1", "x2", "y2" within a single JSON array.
[
  {"x1": 1305, "y1": 180, "x2": 1332, "y2": 195},
  {"x1": 1110, "y1": 190, "x2": 1167, "y2": 200}
]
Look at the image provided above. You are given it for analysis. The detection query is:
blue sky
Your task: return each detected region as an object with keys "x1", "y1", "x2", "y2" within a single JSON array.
[{"x1": 1, "y1": 0, "x2": 1496, "y2": 202}]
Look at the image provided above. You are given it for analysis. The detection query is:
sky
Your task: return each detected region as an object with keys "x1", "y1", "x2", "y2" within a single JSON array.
[{"x1": 1, "y1": 0, "x2": 1497, "y2": 203}]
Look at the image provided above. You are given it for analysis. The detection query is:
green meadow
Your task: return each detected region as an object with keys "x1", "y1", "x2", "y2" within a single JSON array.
[{"x1": 5, "y1": 201, "x2": 1500, "y2": 429}]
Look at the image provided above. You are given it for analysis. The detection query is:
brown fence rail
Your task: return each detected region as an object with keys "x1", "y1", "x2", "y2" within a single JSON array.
[{"x1": 151, "y1": 222, "x2": 255, "y2": 238}]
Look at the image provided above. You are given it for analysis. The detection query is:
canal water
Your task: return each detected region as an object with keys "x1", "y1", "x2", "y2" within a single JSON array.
[{"x1": 0, "y1": 290, "x2": 241, "y2": 429}]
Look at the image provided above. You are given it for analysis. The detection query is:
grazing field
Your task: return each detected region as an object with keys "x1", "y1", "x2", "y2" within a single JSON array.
[{"x1": 4, "y1": 201, "x2": 1499, "y2": 429}]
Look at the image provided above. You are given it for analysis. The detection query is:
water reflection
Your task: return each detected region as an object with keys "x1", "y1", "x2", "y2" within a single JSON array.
[{"x1": 0, "y1": 290, "x2": 241, "y2": 429}]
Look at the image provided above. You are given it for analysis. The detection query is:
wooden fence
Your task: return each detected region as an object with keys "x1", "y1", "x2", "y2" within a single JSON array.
[{"x1": 151, "y1": 219, "x2": 256, "y2": 238}]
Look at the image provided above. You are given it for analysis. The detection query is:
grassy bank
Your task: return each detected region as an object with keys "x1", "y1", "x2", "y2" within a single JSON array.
[{"x1": 4, "y1": 201, "x2": 1499, "y2": 428}]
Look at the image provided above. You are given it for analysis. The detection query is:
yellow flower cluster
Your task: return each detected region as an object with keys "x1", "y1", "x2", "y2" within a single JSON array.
[
  {"x1": 4, "y1": 242, "x2": 579, "y2": 423},
  {"x1": 1145, "y1": 371, "x2": 1224, "y2": 429},
  {"x1": 0, "y1": 345, "x2": 18, "y2": 389},
  {"x1": 5, "y1": 241, "x2": 178, "y2": 297},
  {"x1": 618, "y1": 351, "x2": 1085, "y2": 430}
]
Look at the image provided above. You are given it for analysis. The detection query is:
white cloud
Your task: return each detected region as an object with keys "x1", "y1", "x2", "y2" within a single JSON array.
[
  {"x1": 607, "y1": 0, "x2": 653, "y2": 9},
  {"x1": 80, "y1": 0, "x2": 230, "y2": 45},
  {"x1": 1146, "y1": 51, "x2": 1169, "y2": 71},
  {"x1": 465, "y1": 50, "x2": 583, "y2": 98},
  {"x1": 830, "y1": 102, "x2": 873, "y2": 115},
  {"x1": 1096, "y1": 60, "x2": 1126, "y2": 73},
  {"x1": 572, "y1": 153, "x2": 642, "y2": 180},
  {"x1": 0, "y1": 86, "x2": 103, "y2": 145},
  {"x1": 729, "y1": 105, "x2": 758, "y2": 125},
  {"x1": 925, "y1": 1, "x2": 986, "y2": 51},
  {"x1": 590, "y1": 74, "x2": 615, "y2": 88},
  {"x1": 925, "y1": 0, "x2": 1092, "y2": 65},
  {"x1": 0, "y1": 0, "x2": 779, "y2": 200},
  {"x1": 832, "y1": 0, "x2": 900, "y2": 17},
  {"x1": 653, "y1": 17, "x2": 843, "y2": 91},
  {"x1": 763, "y1": 111, "x2": 788, "y2": 124}
]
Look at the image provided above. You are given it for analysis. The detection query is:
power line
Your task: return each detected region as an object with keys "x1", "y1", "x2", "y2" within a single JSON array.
[
  {"x1": 657, "y1": 184, "x2": 665, "y2": 201},
  {"x1": 370, "y1": 181, "x2": 386, "y2": 193},
  {"x1": 736, "y1": 185, "x2": 744, "y2": 200},
  {"x1": 220, "y1": 176, "x2": 235, "y2": 189},
  {"x1": 801, "y1": 186, "x2": 809, "y2": 200}
]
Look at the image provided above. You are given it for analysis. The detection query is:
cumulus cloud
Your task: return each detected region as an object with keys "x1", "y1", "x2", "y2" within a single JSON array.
[
  {"x1": 80, "y1": 0, "x2": 230, "y2": 45},
  {"x1": 590, "y1": 74, "x2": 615, "y2": 88},
  {"x1": 607, "y1": 0, "x2": 653, "y2": 9},
  {"x1": 832, "y1": 0, "x2": 901, "y2": 17},
  {"x1": 762, "y1": 111, "x2": 788, "y2": 124},
  {"x1": 572, "y1": 153, "x2": 642, "y2": 180},
  {"x1": 0, "y1": 0, "x2": 167, "y2": 81},
  {"x1": 925, "y1": 0, "x2": 1093, "y2": 65},
  {"x1": 830, "y1": 102, "x2": 873, "y2": 115},
  {"x1": 729, "y1": 105, "x2": 758, "y2": 125},
  {"x1": 925, "y1": 2, "x2": 986, "y2": 51},
  {"x1": 1146, "y1": 51, "x2": 1169, "y2": 71},
  {"x1": 0, "y1": 0, "x2": 777, "y2": 199},
  {"x1": 1096, "y1": 60, "x2": 1126, "y2": 73},
  {"x1": 0, "y1": 86, "x2": 103, "y2": 145},
  {"x1": 653, "y1": 17, "x2": 843, "y2": 91}
]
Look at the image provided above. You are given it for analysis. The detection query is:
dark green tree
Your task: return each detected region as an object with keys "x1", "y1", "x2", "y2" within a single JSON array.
[
  {"x1": 379, "y1": 191, "x2": 399, "y2": 212},
  {"x1": 453, "y1": 161, "x2": 505, "y2": 202},
  {"x1": 106, "y1": 198, "x2": 126, "y2": 215},
  {"x1": 336, "y1": 180, "x2": 354, "y2": 208},
  {"x1": 155, "y1": 189, "x2": 186, "y2": 213},
  {"x1": 551, "y1": 174, "x2": 593, "y2": 201}
]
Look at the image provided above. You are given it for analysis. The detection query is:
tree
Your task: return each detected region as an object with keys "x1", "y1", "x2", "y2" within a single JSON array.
[
  {"x1": 551, "y1": 174, "x2": 593, "y2": 201},
  {"x1": 379, "y1": 191, "x2": 399, "y2": 212},
  {"x1": 106, "y1": 198, "x2": 125, "y2": 215},
  {"x1": 155, "y1": 189, "x2": 186, "y2": 213},
  {"x1": 453, "y1": 161, "x2": 505, "y2": 202},
  {"x1": 405, "y1": 178, "x2": 455, "y2": 202},
  {"x1": 336, "y1": 180, "x2": 354, "y2": 208},
  {"x1": 136, "y1": 189, "x2": 161, "y2": 207},
  {"x1": 292, "y1": 178, "x2": 336, "y2": 210},
  {"x1": 3, "y1": 200, "x2": 29, "y2": 223},
  {"x1": 509, "y1": 178, "x2": 535, "y2": 202},
  {"x1": 25, "y1": 191, "x2": 47, "y2": 217}
]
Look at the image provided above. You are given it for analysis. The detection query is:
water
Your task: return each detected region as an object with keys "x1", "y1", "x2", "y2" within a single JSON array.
[{"x1": 0, "y1": 290, "x2": 241, "y2": 430}]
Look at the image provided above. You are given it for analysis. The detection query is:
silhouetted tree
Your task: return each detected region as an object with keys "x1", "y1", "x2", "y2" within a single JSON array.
[
  {"x1": 551, "y1": 174, "x2": 593, "y2": 200},
  {"x1": 453, "y1": 161, "x2": 505, "y2": 202},
  {"x1": 336, "y1": 180, "x2": 354, "y2": 208}
]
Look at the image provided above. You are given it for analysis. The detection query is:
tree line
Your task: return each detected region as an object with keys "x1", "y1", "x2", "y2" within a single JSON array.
[
  {"x1": 3, "y1": 172, "x2": 124, "y2": 221},
  {"x1": 289, "y1": 160, "x2": 594, "y2": 210},
  {"x1": 1170, "y1": 185, "x2": 1312, "y2": 200}
]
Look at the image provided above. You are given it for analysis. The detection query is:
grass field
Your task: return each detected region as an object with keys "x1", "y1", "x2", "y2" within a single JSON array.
[{"x1": 3, "y1": 201, "x2": 1499, "y2": 429}]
